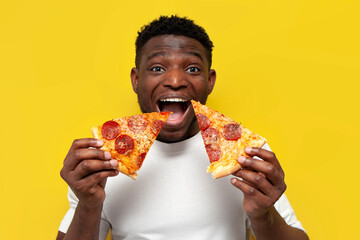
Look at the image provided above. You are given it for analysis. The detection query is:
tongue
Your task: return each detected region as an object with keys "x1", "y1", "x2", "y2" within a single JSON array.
[{"x1": 162, "y1": 103, "x2": 185, "y2": 121}]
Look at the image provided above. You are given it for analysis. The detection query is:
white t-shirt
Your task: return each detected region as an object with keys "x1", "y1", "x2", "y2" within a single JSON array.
[{"x1": 59, "y1": 133, "x2": 305, "y2": 240}]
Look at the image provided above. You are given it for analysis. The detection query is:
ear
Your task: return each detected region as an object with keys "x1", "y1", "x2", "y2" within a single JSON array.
[
  {"x1": 207, "y1": 69, "x2": 216, "y2": 95},
  {"x1": 130, "y1": 67, "x2": 139, "y2": 94}
]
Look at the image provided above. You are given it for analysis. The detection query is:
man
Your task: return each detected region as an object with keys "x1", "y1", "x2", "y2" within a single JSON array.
[{"x1": 57, "y1": 16, "x2": 309, "y2": 240}]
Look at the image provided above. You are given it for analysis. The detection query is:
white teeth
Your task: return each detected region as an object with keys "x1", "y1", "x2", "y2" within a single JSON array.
[{"x1": 159, "y1": 98, "x2": 188, "y2": 102}]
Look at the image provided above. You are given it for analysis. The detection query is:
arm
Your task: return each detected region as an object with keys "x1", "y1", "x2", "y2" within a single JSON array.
[
  {"x1": 248, "y1": 206, "x2": 308, "y2": 240},
  {"x1": 231, "y1": 147, "x2": 309, "y2": 240},
  {"x1": 57, "y1": 138, "x2": 119, "y2": 240},
  {"x1": 56, "y1": 203, "x2": 103, "y2": 240}
]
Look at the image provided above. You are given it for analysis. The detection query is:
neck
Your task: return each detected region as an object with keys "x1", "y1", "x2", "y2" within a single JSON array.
[{"x1": 156, "y1": 122, "x2": 200, "y2": 143}]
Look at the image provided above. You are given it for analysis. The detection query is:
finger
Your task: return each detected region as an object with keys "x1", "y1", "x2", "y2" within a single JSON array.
[
  {"x1": 245, "y1": 147, "x2": 282, "y2": 170},
  {"x1": 69, "y1": 138, "x2": 104, "y2": 151},
  {"x1": 238, "y1": 156, "x2": 283, "y2": 185},
  {"x1": 230, "y1": 178, "x2": 269, "y2": 202},
  {"x1": 231, "y1": 173, "x2": 258, "y2": 190},
  {"x1": 233, "y1": 169, "x2": 274, "y2": 196},
  {"x1": 231, "y1": 178, "x2": 279, "y2": 214},
  {"x1": 65, "y1": 148, "x2": 111, "y2": 170},
  {"x1": 74, "y1": 148, "x2": 112, "y2": 160},
  {"x1": 73, "y1": 159, "x2": 119, "y2": 180},
  {"x1": 74, "y1": 169, "x2": 119, "y2": 193},
  {"x1": 238, "y1": 166, "x2": 266, "y2": 179}
]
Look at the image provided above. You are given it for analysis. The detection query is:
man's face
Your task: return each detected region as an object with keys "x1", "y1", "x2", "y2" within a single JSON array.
[{"x1": 131, "y1": 35, "x2": 216, "y2": 143}]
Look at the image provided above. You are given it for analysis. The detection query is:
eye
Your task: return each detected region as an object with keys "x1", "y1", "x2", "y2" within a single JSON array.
[
  {"x1": 186, "y1": 67, "x2": 200, "y2": 73},
  {"x1": 150, "y1": 66, "x2": 165, "y2": 72}
]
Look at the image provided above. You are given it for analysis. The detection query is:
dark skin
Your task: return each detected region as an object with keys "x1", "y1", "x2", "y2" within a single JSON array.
[
  {"x1": 130, "y1": 35, "x2": 216, "y2": 142},
  {"x1": 232, "y1": 148, "x2": 309, "y2": 239},
  {"x1": 57, "y1": 139, "x2": 119, "y2": 240},
  {"x1": 57, "y1": 35, "x2": 308, "y2": 240}
]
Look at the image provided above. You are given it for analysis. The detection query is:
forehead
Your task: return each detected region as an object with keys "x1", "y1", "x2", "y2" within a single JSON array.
[{"x1": 139, "y1": 35, "x2": 208, "y2": 66}]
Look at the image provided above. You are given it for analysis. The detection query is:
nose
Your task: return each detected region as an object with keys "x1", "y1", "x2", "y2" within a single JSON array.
[{"x1": 162, "y1": 68, "x2": 189, "y2": 89}]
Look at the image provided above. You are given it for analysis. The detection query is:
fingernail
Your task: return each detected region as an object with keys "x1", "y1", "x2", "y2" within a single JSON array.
[
  {"x1": 110, "y1": 159, "x2": 118, "y2": 169},
  {"x1": 231, "y1": 178, "x2": 237, "y2": 184},
  {"x1": 238, "y1": 156, "x2": 246, "y2": 164},
  {"x1": 104, "y1": 151, "x2": 111, "y2": 159},
  {"x1": 245, "y1": 147, "x2": 252, "y2": 154},
  {"x1": 96, "y1": 139, "x2": 104, "y2": 146}
]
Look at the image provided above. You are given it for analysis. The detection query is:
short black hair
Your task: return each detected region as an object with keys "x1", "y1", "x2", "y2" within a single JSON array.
[{"x1": 135, "y1": 15, "x2": 214, "y2": 69}]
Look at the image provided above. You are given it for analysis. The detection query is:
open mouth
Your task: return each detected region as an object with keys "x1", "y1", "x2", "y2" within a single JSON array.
[{"x1": 157, "y1": 97, "x2": 192, "y2": 125}]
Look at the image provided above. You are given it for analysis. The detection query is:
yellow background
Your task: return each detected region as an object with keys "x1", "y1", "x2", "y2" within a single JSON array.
[{"x1": 1, "y1": 0, "x2": 359, "y2": 239}]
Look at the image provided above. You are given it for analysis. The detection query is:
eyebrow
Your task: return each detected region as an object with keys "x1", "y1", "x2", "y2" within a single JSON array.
[
  {"x1": 146, "y1": 51, "x2": 204, "y2": 62},
  {"x1": 185, "y1": 51, "x2": 204, "y2": 62},
  {"x1": 146, "y1": 51, "x2": 168, "y2": 61}
]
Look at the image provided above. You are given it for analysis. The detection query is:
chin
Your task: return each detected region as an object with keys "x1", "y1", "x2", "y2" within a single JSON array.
[
  {"x1": 156, "y1": 120, "x2": 199, "y2": 143},
  {"x1": 156, "y1": 130, "x2": 188, "y2": 143}
]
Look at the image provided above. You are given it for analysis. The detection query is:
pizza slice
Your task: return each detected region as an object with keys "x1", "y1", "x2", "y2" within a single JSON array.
[
  {"x1": 191, "y1": 100, "x2": 266, "y2": 179},
  {"x1": 91, "y1": 112, "x2": 171, "y2": 180}
]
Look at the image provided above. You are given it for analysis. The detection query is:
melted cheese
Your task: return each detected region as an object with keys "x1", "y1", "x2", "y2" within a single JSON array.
[
  {"x1": 191, "y1": 100, "x2": 266, "y2": 179},
  {"x1": 91, "y1": 112, "x2": 170, "y2": 180}
]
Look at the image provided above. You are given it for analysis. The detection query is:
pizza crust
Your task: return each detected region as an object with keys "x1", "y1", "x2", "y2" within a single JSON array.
[
  {"x1": 209, "y1": 162, "x2": 241, "y2": 179},
  {"x1": 90, "y1": 112, "x2": 170, "y2": 180},
  {"x1": 91, "y1": 126, "x2": 100, "y2": 139},
  {"x1": 91, "y1": 126, "x2": 138, "y2": 180},
  {"x1": 191, "y1": 100, "x2": 267, "y2": 179}
]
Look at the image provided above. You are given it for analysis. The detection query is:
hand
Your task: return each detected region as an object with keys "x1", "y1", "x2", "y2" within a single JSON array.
[
  {"x1": 60, "y1": 138, "x2": 119, "y2": 209},
  {"x1": 231, "y1": 147, "x2": 287, "y2": 220}
]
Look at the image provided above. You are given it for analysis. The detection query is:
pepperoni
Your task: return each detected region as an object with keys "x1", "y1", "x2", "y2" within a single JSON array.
[
  {"x1": 205, "y1": 144, "x2": 221, "y2": 163},
  {"x1": 128, "y1": 115, "x2": 148, "y2": 132},
  {"x1": 201, "y1": 127, "x2": 219, "y2": 145},
  {"x1": 136, "y1": 153, "x2": 146, "y2": 168},
  {"x1": 222, "y1": 123, "x2": 242, "y2": 140},
  {"x1": 196, "y1": 114, "x2": 211, "y2": 130},
  {"x1": 101, "y1": 121, "x2": 120, "y2": 140},
  {"x1": 115, "y1": 135, "x2": 134, "y2": 155},
  {"x1": 151, "y1": 120, "x2": 165, "y2": 135}
]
